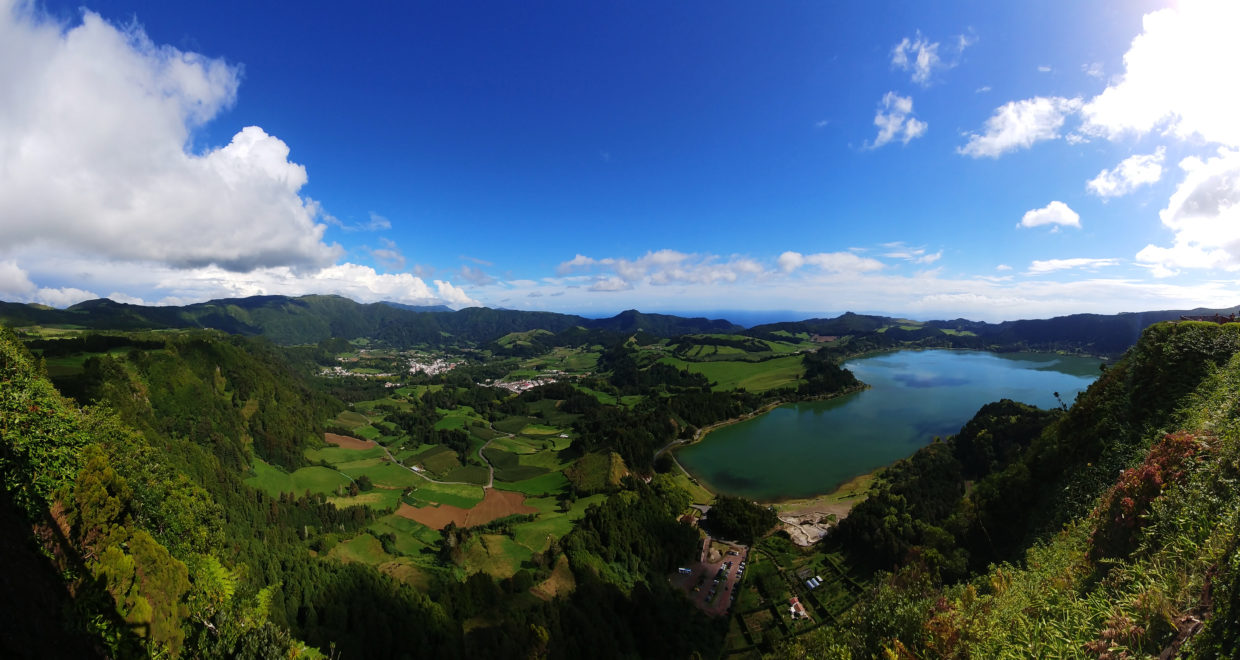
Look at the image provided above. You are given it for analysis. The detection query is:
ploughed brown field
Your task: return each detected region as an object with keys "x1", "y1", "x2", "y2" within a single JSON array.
[
  {"x1": 325, "y1": 432, "x2": 377, "y2": 450},
  {"x1": 396, "y1": 489, "x2": 537, "y2": 529}
]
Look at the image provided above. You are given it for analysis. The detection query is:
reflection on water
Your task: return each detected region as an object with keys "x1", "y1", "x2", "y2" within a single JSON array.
[{"x1": 676, "y1": 349, "x2": 1101, "y2": 501}]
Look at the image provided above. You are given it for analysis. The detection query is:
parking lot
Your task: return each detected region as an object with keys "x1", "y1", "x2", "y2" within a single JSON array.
[{"x1": 670, "y1": 536, "x2": 750, "y2": 616}]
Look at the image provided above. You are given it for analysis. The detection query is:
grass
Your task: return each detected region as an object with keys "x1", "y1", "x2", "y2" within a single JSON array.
[
  {"x1": 334, "y1": 410, "x2": 369, "y2": 429},
  {"x1": 329, "y1": 533, "x2": 390, "y2": 565},
  {"x1": 574, "y1": 385, "x2": 618, "y2": 405},
  {"x1": 340, "y1": 462, "x2": 424, "y2": 489},
  {"x1": 246, "y1": 458, "x2": 353, "y2": 497},
  {"x1": 305, "y1": 446, "x2": 386, "y2": 464},
  {"x1": 326, "y1": 489, "x2": 403, "y2": 511},
  {"x1": 493, "y1": 416, "x2": 539, "y2": 434},
  {"x1": 519, "y1": 448, "x2": 571, "y2": 471},
  {"x1": 375, "y1": 512, "x2": 443, "y2": 548},
  {"x1": 519, "y1": 423, "x2": 563, "y2": 436},
  {"x1": 407, "y1": 481, "x2": 485, "y2": 508},
  {"x1": 352, "y1": 425, "x2": 382, "y2": 440},
  {"x1": 660, "y1": 355, "x2": 805, "y2": 392},
  {"x1": 493, "y1": 471, "x2": 569, "y2": 496},
  {"x1": 489, "y1": 435, "x2": 539, "y2": 454},
  {"x1": 443, "y1": 465, "x2": 491, "y2": 485},
  {"x1": 485, "y1": 447, "x2": 550, "y2": 482},
  {"x1": 368, "y1": 516, "x2": 437, "y2": 556},
  {"x1": 461, "y1": 533, "x2": 531, "y2": 578},
  {"x1": 667, "y1": 463, "x2": 715, "y2": 505},
  {"x1": 415, "y1": 445, "x2": 462, "y2": 475}
]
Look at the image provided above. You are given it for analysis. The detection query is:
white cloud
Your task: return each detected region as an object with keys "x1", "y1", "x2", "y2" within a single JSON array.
[
  {"x1": 1020, "y1": 201, "x2": 1081, "y2": 230},
  {"x1": 777, "y1": 251, "x2": 884, "y2": 274},
  {"x1": 1135, "y1": 148, "x2": 1240, "y2": 273},
  {"x1": 0, "y1": 4, "x2": 341, "y2": 271},
  {"x1": 880, "y1": 243, "x2": 942, "y2": 265},
  {"x1": 995, "y1": 264, "x2": 1012, "y2": 271},
  {"x1": 890, "y1": 30, "x2": 971, "y2": 86},
  {"x1": 1081, "y1": 0, "x2": 1240, "y2": 147},
  {"x1": 0, "y1": 260, "x2": 36, "y2": 297},
  {"x1": 35, "y1": 287, "x2": 99, "y2": 308},
  {"x1": 558, "y1": 249, "x2": 767, "y2": 286},
  {"x1": 958, "y1": 96, "x2": 1082, "y2": 158},
  {"x1": 1087, "y1": 148, "x2": 1166, "y2": 198},
  {"x1": 589, "y1": 276, "x2": 632, "y2": 292},
  {"x1": 3, "y1": 247, "x2": 480, "y2": 309},
  {"x1": 1082, "y1": 62, "x2": 1104, "y2": 79},
  {"x1": 867, "y1": 92, "x2": 927, "y2": 149},
  {"x1": 1026, "y1": 258, "x2": 1119, "y2": 274},
  {"x1": 1037, "y1": 65, "x2": 1052, "y2": 73}
]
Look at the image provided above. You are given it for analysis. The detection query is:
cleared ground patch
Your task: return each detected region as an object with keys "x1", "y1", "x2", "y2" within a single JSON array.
[
  {"x1": 395, "y1": 489, "x2": 538, "y2": 530},
  {"x1": 530, "y1": 553, "x2": 576, "y2": 600},
  {"x1": 324, "y1": 432, "x2": 377, "y2": 450}
]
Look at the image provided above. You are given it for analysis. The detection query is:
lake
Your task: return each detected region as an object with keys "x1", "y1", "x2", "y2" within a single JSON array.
[{"x1": 675, "y1": 349, "x2": 1102, "y2": 501}]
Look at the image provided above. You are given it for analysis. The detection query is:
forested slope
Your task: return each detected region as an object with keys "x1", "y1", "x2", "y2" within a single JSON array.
[{"x1": 776, "y1": 321, "x2": 1240, "y2": 657}]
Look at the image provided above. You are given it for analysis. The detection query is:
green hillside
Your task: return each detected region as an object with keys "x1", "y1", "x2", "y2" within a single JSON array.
[{"x1": 7, "y1": 311, "x2": 1240, "y2": 658}]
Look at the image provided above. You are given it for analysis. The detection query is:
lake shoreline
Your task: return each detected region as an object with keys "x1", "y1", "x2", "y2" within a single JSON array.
[
  {"x1": 669, "y1": 348, "x2": 1101, "y2": 504},
  {"x1": 661, "y1": 382, "x2": 870, "y2": 504}
]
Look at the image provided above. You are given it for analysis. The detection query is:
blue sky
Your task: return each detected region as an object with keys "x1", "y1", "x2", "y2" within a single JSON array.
[{"x1": 2, "y1": 0, "x2": 1238, "y2": 322}]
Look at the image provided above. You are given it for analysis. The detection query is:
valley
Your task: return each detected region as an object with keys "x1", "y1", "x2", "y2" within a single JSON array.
[{"x1": 3, "y1": 295, "x2": 1240, "y2": 658}]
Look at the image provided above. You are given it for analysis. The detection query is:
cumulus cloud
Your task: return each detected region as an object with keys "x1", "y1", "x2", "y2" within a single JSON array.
[
  {"x1": 558, "y1": 249, "x2": 765, "y2": 286},
  {"x1": 958, "y1": 97, "x2": 1082, "y2": 158},
  {"x1": 867, "y1": 92, "x2": 927, "y2": 149},
  {"x1": 1081, "y1": 0, "x2": 1240, "y2": 147},
  {"x1": 589, "y1": 276, "x2": 632, "y2": 292},
  {"x1": 1026, "y1": 258, "x2": 1119, "y2": 274},
  {"x1": 0, "y1": 4, "x2": 480, "y2": 310},
  {"x1": 1020, "y1": 201, "x2": 1081, "y2": 230},
  {"x1": 1135, "y1": 148, "x2": 1240, "y2": 274},
  {"x1": 890, "y1": 30, "x2": 971, "y2": 86},
  {"x1": 0, "y1": 260, "x2": 36, "y2": 297},
  {"x1": 0, "y1": 7, "x2": 341, "y2": 271},
  {"x1": 777, "y1": 251, "x2": 884, "y2": 274},
  {"x1": 34, "y1": 287, "x2": 99, "y2": 308},
  {"x1": 1087, "y1": 148, "x2": 1166, "y2": 198}
]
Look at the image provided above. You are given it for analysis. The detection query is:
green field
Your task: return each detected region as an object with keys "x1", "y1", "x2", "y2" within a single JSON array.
[
  {"x1": 443, "y1": 465, "x2": 491, "y2": 485},
  {"x1": 334, "y1": 410, "x2": 369, "y2": 429},
  {"x1": 305, "y1": 446, "x2": 386, "y2": 464},
  {"x1": 368, "y1": 516, "x2": 438, "y2": 556},
  {"x1": 461, "y1": 533, "x2": 530, "y2": 578},
  {"x1": 485, "y1": 447, "x2": 550, "y2": 482},
  {"x1": 340, "y1": 462, "x2": 423, "y2": 489},
  {"x1": 494, "y1": 471, "x2": 570, "y2": 496},
  {"x1": 246, "y1": 458, "x2": 353, "y2": 497},
  {"x1": 329, "y1": 533, "x2": 391, "y2": 565},
  {"x1": 660, "y1": 354, "x2": 805, "y2": 392},
  {"x1": 493, "y1": 416, "x2": 539, "y2": 434},
  {"x1": 406, "y1": 481, "x2": 485, "y2": 508},
  {"x1": 326, "y1": 488, "x2": 403, "y2": 511}
]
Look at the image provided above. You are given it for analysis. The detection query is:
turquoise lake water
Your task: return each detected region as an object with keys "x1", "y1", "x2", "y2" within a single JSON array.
[{"x1": 675, "y1": 349, "x2": 1102, "y2": 501}]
